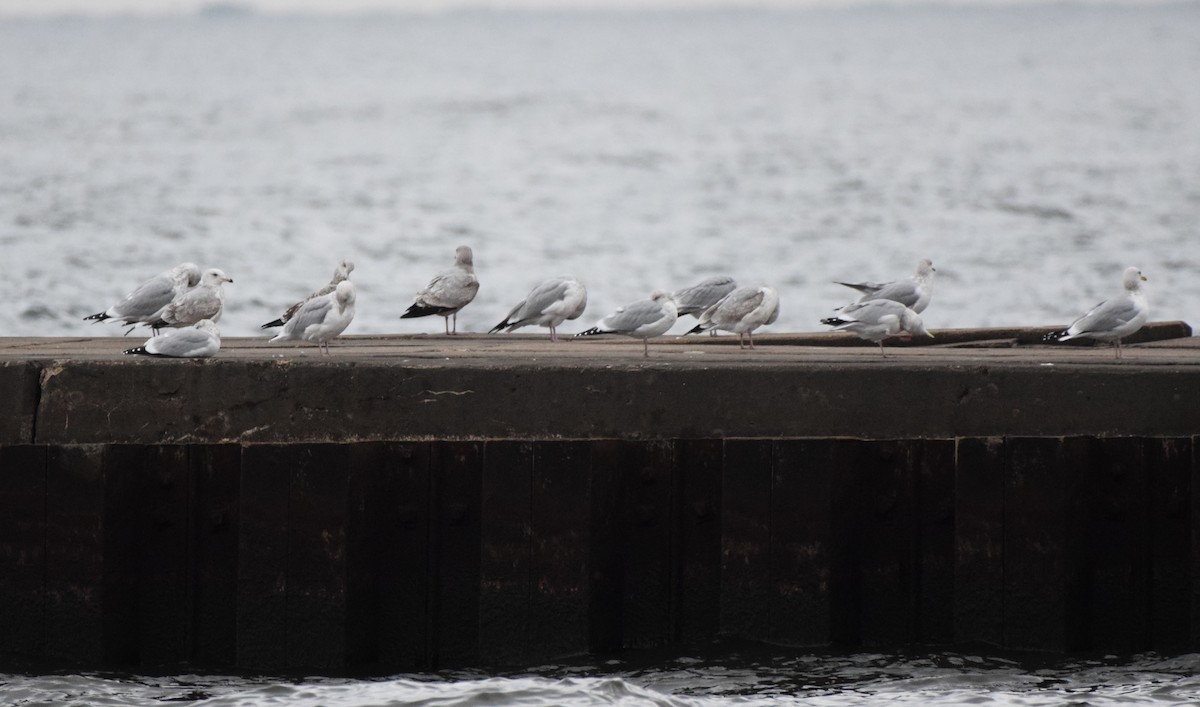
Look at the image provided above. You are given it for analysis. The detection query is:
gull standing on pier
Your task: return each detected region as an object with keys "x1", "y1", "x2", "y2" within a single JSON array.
[
  {"x1": 261, "y1": 259, "x2": 354, "y2": 329},
  {"x1": 147, "y1": 268, "x2": 233, "y2": 329},
  {"x1": 576, "y1": 290, "x2": 678, "y2": 357},
  {"x1": 1043, "y1": 266, "x2": 1149, "y2": 359},
  {"x1": 673, "y1": 275, "x2": 737, "y2": 319},
  {"x1": 84, "y1": 262, "x2": 201, "y2": 333},
  {"x1": 686, "y1": 285, "x2": 779, "y2": 349},
  {"x1": 835, "y1": 258, "x2": 936, "y2": 313},
  {"x1": 489, "y1": 276, "x2": 587, "y2": 342},
  {"x1": 123, "y1": 319, "x2": 221, "y2": 358},
  {"x1": 821, "y1": 299, "x2": 933, "y2": 357},
  {"x1": 401, "y1": 245, "x2": 479, "y2": 335},
  {"x1": 269, "y1": 280, "x2": 356, "y2": 355}
]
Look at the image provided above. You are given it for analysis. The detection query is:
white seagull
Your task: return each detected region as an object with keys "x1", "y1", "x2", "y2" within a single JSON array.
[
  {"x1": 489, "y1": 276, "x2": 588, "y2": 341},
  {"x1": 123, "y1": 319, "x2": 221, "y2": 358},
  {"x1": 269, "y1": 280, "x2": 357, "y2": 355},
  {"x1": 1043, "y1": 266, "x2": 1149, "y2": 359},
  {"x1": 836, "y1": 258, "x2": 936, "y2": 313},
  {"x1": 821, "y1": 299, "x2": 933, "y2": 357},
  {"x1": 576, "y1": 290, "x2": 678, "y2": 357},
  {"x1": 148, "y1": 268, "x2": 233, "y2": 329},
  {"x1": 686, "y1": 285, "x2": 780, "y2": 350},
  {"x1": 401, "y1": 245, "x2": 479, "y2": 334},
  {"x1": 84, "y1": 262, "x2": 201, "y2": 333},
  {"x1": 262, "y1": 259, "x2": 355, "y2": 329}
]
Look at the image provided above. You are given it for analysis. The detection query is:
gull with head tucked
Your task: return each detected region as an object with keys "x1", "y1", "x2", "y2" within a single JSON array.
[
  {"x1": 490, "y1": 276, "x2": 587, "y2": 342},
  {"x1": 401, "y1": 245, "x2": 479, "y2": 335},
  {"x1": 686, "y1": 285, "x2": 779, "y2": 349},
  {"x1": 262, "y1": 259, "x2": 354, "y2": 330},
  {"x1": 124, "y1": 319, "x2": 221, "y2": 358},
  {"x1": 576, "y1": 290, "x2": 678, "y2": 358},
  {"x1": 821, "y1": 299, "x2": 933, "y2": 357},
  {"x1": 1043, "y1": 266, "x2": 1149, "y2": 359},
  {"x1": 269, "y1": 280, "x2": 356, "y2": 355}
]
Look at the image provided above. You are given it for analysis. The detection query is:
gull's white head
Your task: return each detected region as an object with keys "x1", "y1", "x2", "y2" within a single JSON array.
[
  {"x1": 202, "y1": 268, "x2": 233, "y2": 286},
  {"x1": 194, "y1": 319, "x2": 220, "y2": 336},
  {"x1": 454, "y1": 245, "x2": 474, "y2": 267},
  {"x1": 902, "y1": 308, "x2": 934, "y2": 339},
  {"x1": 174, "y1": 262, "x2": 202, "y2": 287},
  {"x1": 916, "y1": 259, "x2": 936, "y2": 278},
  {"x1": 334, "y1": 260, "x2": 355, "y2": 281},
  {"x1": 1123, "y1": 266, "x2": 1146, "y2": 291}
]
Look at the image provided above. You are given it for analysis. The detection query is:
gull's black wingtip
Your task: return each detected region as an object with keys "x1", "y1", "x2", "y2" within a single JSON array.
[{"x1": 261, "y1": 318, "x2": 284, "y2": 329}]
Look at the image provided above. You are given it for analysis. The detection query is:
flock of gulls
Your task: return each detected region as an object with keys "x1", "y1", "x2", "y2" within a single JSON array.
[{"x1": 85, "y1": 245, "x2": 1151, "y2": 360}]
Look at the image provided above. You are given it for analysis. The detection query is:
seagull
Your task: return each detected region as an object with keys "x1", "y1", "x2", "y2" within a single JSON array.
[
  {"x1": 269, "y1": 280, "x2": 356, "y2": 355},
  {"x1": 673, "y1": 275, "x2": 737, "y2": 318},
  {"x1": 147, "y1": 268, "x2": 233, "y2": 329},
  {"x1": 1043, "y1": 266, "x2": 1149, "y2": 359},
  {"x1": 821, "y1": 299, "x2": 933, "y2": 357},
  {"x1": 84, "y1": 262, "x2": 201, "y2": 334},
  {"x1": 576, "y1": 290, "x2": 678, "y2": 357},
  {"x1": 401, "y1": 245, "x2": 479, "y2": 335},
  {"x1": 835, "y1": 258, "x2": 935, "y2": 313},
  {"x1": 123, "y1": 319, "x2": 221, "y2": 358},
  {"x1": 489, "y1": 276, "x2": 587, "y2": 342},
  {"x1": 262, "y1": 259, "x2": 355, "y2": 329},
  {"x1": 686, "y1": 285, "x2": 779, "y2": 349}
]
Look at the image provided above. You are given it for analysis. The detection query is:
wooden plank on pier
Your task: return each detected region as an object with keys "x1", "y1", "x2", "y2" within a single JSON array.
[
  {"x1": 189, "y1": 444, "x2": 240, "y2": 668},
  {"x1": 529, "y1": 441, "x2": 592, "y2": 660},
  {"x1": 954, "y1": 437, "x2": 1006, "y2": 648},
  {"x1": 720, "y1": 439, "x2": 773, "y2": 641},
  {"x1": 479, "y1": 440, "x2": 533, "y2": 664},
  {"x1": 770, "y1": 440, "x2": 835, "y2": 647},
  {"x1": 1004, "y1": 436, "x2": 1091, "y2": 652},
  {"x1": 237, "y1": 445, "x2": 290, "y2": 671},
  {"x1": 44, "y1": 445, "x2": 105, "y2": 663},
  {"x1": 286, "y1": 444, "x2": 350, "y2": 671},
  {"x1": 916, "y1": 439, "x2": 956, "y2": 644},
  {"x1": 0, "y1": 445, "x2": 46, "y2": 658},
  {"x1": 1144, "y1": 437, "x2": 1191, "y2": 652},
  {"x1": 431, "y1": 441, "x2": 482, "y2": 666},
  {"x1": 674, "y1": 438, "x2": 722, "y2": 644},
  {"x1": 373, "y1": 442, "x2": 432, "y2": 670},
  {"x1": 1086, "y1": 437, "x2": 1148, "y2": 653}
]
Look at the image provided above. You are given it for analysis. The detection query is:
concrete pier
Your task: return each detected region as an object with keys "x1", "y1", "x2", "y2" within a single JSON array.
[{"x1": 1, "y1": 323, "x2": 1198, "y2": 672}]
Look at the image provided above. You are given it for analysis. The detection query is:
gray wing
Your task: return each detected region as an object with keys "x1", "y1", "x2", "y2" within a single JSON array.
[
  {"x1": 859, "y1": 280, "x2": 919, "y2": 308},
  {"x1": 515, "y1": 279, "x2": 571, "y2": 322},
  {"x1": 674, "y1": 276, "x2": 737, "y2": 315},
  {"x1": 419, "y1": 269, "x2": 479, "y2": 309},
  {"x1": 148, "y1": 328, "x2": 219, "y2": 357},
  {"x1": 1070, "y1": 295, "x2": 1140, "y2": 335},
  {"x1": 112, "y1": 274, "x2": 176, "y2": 321},
  {"x1": 165, "y1": 288, "x2": 222, "y2": 326},
  {"x1": 286, "y1": 296, "x2": 335, "y2": 336},
  {"x1": 836, "y1": 279, "x2": 888, "y2": 296},
  {"x1": 600, "y1": 299, "x2": 665, "y2": 333},
  {"x1": 715, "y1": 288, "x2": 764, "y2": 326}
]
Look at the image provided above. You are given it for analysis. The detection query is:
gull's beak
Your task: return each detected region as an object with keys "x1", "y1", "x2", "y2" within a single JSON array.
[{"x1": 1141, "y1": 275, "x2": 1148, "y2": 281}]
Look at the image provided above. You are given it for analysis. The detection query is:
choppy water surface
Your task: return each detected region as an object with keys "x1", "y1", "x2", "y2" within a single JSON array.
[
  {"x1": 1, "y1": 4, "x2": 1198, "y2": 339},
  {"x1": 3, "y1": 650, "x2": 1200, "y2": 706}
]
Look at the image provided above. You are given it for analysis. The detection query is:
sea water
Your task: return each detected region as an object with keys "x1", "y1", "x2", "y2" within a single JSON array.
[
  {"x1": 0, "y1": 3, "x2": 1198, "y2": 339},
  {"x1": 3, "y1": 649, "x2": 1200, "y2": 705}
]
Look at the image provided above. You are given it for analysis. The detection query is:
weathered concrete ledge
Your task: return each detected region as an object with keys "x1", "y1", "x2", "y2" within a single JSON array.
[
  {"x1": 0, "y1": 322, "x2": 1196, "y2": 445},
  {"x1": 1, "y1": 324, "x2": 1198, "y2": 674}
]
